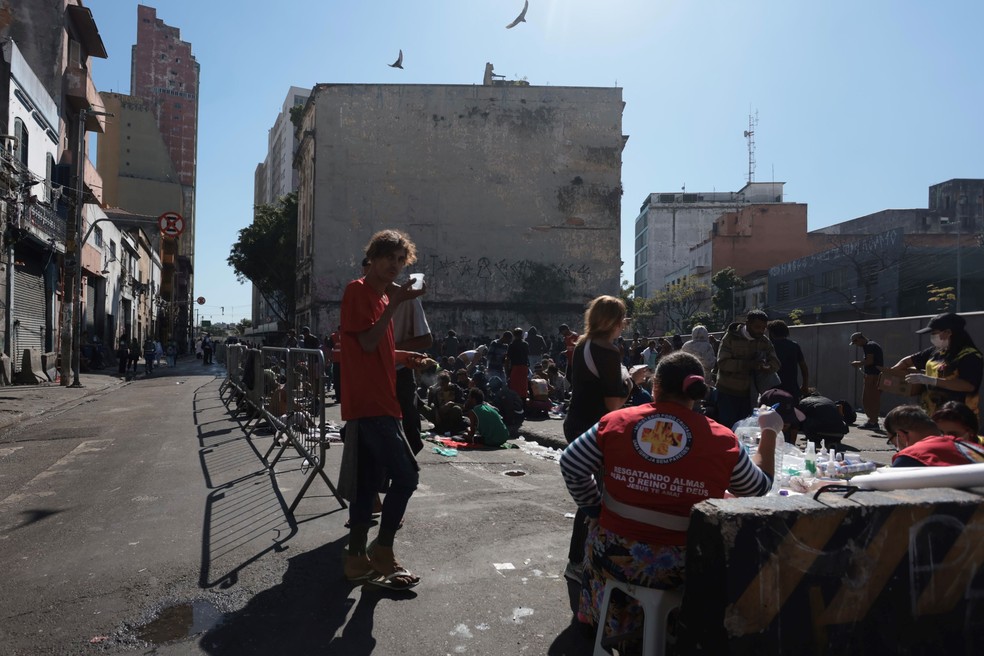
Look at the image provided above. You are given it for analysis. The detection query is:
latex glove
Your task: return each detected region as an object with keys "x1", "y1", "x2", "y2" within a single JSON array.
[
  {"x1": 757, "y1": 407, "x2": 784, "y2": 434},
  {"x1": 905, "y1": 373, "x2": 937, "y2": 386}
]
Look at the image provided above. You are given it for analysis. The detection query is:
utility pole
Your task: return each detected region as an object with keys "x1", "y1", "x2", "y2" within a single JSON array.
[{"x1": 65, "y1": 108, "x2": 113, "y2": 387}]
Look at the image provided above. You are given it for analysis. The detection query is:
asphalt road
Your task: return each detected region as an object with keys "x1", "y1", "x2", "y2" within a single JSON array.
[{"x1": 0, "y1": 361, "x2": 593, "y2": 655}]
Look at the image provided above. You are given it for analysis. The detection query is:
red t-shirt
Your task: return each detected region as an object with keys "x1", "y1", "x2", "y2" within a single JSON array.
[{"x1": 340, "y1": 278, "x2": 401, "y2": 421}]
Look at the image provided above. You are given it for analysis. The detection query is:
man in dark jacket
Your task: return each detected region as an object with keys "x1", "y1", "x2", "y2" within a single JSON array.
[{"x1": 715, "y1": 310, "x2": 780, "y2": 429}]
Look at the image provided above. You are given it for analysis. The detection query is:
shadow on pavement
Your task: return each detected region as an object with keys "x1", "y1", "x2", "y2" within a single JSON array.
[
  {"x1": 194, "y1": 382, "x2": 298, "y2": 590},
  {"x1": 199, "y1": 536, "x2": 417, "y2": 656}
]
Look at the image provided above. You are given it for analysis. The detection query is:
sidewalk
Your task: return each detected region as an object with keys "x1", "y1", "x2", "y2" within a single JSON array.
[{"x1": 0, "y1": 356, "x2": 207, "y2": 436}]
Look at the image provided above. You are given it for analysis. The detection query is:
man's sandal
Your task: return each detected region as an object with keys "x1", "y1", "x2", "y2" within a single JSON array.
[
  {"x1": 344, "y1": 555, "x2": 377, "y2": 582},
  {"x1": 366, "y1": 568, "x2": 420, "y2": 591}
]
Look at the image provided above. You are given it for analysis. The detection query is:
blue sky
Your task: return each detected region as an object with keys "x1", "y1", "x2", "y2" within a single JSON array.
[{"x1": 86, "y1": 0, "x2": 984, "y2": 326}]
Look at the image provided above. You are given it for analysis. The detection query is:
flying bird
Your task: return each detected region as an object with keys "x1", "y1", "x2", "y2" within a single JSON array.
[
  {"x1": 506, "y1": 0, "x2": 529, "y2": 29},
  {"x1": 389, "y1": 49, "x2": 404, "y2": 69}
]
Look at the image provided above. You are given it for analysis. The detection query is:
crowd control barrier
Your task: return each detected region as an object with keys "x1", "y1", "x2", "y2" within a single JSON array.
[{"x1": 219, "y1": 345, "x2": 345, "y2": 515}]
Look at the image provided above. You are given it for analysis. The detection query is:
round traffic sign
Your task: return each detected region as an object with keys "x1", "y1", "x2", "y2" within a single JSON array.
[
  {"x1": 197, "y1": 296, "x2": 206, "y2": 305},
  {"x1": 158, "y1": 211, "x2": 185, "y2": 237}
]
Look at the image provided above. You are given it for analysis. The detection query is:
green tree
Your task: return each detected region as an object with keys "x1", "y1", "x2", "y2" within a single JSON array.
[
  {"x1": 687, "y1": 311, "x2": 717, "y2": 332},
  {"x1": 237, "y1": 318, "x2": 253, "y2": 335},
  {"x1": 651, "y1": 276, "x2": 711, "y2": 335},
  {"x1": 712, "y1": 267, "x2": 745, "y2": 326},
  {"x1": 926, "y1": 284, "x2": 956, "y2": 312},
  {"x1": 788, "y1": 309, "x2": 805, "y2": 326},
  {"x1": 227, "y1": 193, "x2": 298, "y2": 325}
]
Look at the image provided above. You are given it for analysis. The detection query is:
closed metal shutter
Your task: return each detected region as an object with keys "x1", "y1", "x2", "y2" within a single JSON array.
[
  {"x1": 11, "y1": 258, "x2": 47, "y2": 373},
  {"x1": 85, "y1": 280, "x2": 96, "y2": 336}
]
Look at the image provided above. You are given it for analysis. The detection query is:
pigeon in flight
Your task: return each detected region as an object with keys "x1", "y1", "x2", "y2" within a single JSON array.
[
  {"x1": 389, "y1": 49, "x2": 404, "y2": 69},
  {"x1": 506, "y1": 0, "x2": 529, "y2": 29}
]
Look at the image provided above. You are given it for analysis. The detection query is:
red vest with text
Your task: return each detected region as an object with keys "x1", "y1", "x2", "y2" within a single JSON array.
[
  {"x1": 596, "y1": 402, "x2": 742, "y2": 546},
  {"x1": 893, "y1": 435, "x2": 984, "y2": 467}
]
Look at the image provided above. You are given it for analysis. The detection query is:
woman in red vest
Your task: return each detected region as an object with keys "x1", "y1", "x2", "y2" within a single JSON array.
[{"x1": 560, "y1": 351, "x2": 780, "y2": 643}]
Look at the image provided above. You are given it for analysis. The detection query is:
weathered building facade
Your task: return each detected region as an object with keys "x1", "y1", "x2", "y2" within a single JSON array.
[
  {"x1": 294, "y1": 82, "x2": 625, "y2": 337},
  {"x1": 128, "y1": 4, "x2": 197, "y2": 352},
  {"x1": 251, "y1": 86, "x2": 309, "y2": 334},
  {"x1": 633, "y1": 182, "x2": 790, "y2": 298}
]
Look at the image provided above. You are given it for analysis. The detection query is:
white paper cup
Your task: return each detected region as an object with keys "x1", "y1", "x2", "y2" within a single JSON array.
[{"x1": 410, "y1": 273, "x2": 424, "y2": 290}]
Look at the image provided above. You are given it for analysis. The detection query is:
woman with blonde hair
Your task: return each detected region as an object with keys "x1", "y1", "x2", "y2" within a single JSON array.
[{"x1": 562, "y1": 295, "x2": 632, "y2": 582}]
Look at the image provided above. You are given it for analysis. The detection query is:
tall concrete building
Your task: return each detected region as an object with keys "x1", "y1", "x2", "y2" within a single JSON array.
[
  {"x1": 252, "y1": 86, "x2": 309, "y2": 332},
  {"x1": 293, "y1": 80, "x2": 625, "y2": 337},
  {"x1": 129, "y1": 4, "x2": 197, "y2": 349},
  {"x1": 633, "y1": 182, "x2": 789, "y2": 298}
]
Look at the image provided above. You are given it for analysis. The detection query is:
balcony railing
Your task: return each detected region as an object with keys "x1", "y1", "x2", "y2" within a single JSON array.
[{"x1": 23, "y1": 203, "x2": 66, "y2": 245}]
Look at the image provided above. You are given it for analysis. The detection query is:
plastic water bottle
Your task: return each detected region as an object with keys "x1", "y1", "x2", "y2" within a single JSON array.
[{"x1": 804, "y1": 441, "x2": 817, "y2": 476}]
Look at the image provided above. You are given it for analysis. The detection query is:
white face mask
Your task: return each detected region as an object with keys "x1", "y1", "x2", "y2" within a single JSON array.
[{"x1": 930, "y1": 334, "x2": 949, "y2": 350}]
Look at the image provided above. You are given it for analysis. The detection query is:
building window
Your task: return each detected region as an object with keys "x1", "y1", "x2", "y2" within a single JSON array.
[
  {"x1": 794, "y1": 276, "x2": 812, "y2": 298},
  {"x1": 94, "y1": 226, "x2": 103, "y2": 247},
  {"x1": 110, "y1": 240, "x2": 116, "y2": 260},
  {"x1": 14, "y1": 118, "x2": 28, "y2": 165},
  {"x1": 821, "y1": 268, "x2": 847, "y2": 290},
  {"x1": 777, "y1": 282, "x2": 790, "y2": 302},
  {"x1": 46, "y1": 153, "x2": 54, "y2": 202}
]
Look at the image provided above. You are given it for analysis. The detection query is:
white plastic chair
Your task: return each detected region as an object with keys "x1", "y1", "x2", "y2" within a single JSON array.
[{"x1": 593, "y1": 578, "x2": 682, "y2": 656}]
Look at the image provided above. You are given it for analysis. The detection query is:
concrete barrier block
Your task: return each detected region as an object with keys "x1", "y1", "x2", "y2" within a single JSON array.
[
  {"x1": 41, "y1": 352, "x2": 58, "y2": 382},
  {"x1": 0, "y1": 353, "x2": 10, "y2": 385},
  {"x1": 14, "y1": 349, "x2": 46, "y2": 385},
  {"x1": 678, "y1": 488, "x2": 984, "y2": 654}
]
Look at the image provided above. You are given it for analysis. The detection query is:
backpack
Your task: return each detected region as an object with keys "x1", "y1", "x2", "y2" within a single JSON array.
[{"x1": 835, "y1": 400, "x2": 857, "y2": 426}]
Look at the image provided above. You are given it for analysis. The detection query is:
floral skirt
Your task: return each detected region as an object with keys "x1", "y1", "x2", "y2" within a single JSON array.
[{"x1": 578, "y1": 522, "x2": 686, "y2": 640}]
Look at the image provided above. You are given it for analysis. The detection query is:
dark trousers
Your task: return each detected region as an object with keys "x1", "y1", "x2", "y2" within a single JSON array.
[
  {"x1": 564, "y1": 418, "x2": 599, "y2": 566},
  {"x1": 333, "y1": 363, "x2": 342, "y2": 402},
  {"x1": 716, "y1": 390, "x2": 753, "y2": 432},
  {"x1": 396, "y1": 367, "x2": 423, "y2": 455},
  {"x1": 349, "y1": 417, "x2": 419, "y2": 532}
]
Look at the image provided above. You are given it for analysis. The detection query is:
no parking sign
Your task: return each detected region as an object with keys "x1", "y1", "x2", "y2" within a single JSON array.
[{"x1": 158, "y1": 211, "x2": 184, "y2": 238}]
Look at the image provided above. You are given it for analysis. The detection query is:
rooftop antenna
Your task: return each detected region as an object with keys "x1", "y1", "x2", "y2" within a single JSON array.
[{"x1": 743, "y1": 109, "x2": 758, "y2": 184}]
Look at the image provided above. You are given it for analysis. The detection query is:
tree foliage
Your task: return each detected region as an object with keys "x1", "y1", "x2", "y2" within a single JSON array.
[
  {"x1": 927, "y1": 284, "x2": 956, "y2": 312},
  {"x1": 651, "y1": 276, "x2": 711, "y2": 335},
  {"x1": 227, "y1": 193, "x2": 297, "y2": 325},
  {"x1": 711, "y1": 267, "x2": 745, "y2": 325}
]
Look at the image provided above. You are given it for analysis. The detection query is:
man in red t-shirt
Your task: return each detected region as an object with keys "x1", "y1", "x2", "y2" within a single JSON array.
[{"x1": 341, "y1": 230, "x2": 429, "y2": 590}]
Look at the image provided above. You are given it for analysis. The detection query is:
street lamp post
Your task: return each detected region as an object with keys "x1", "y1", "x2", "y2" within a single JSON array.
[{"x1": 66, "y1": 108, "x2": 113, "y2": 387}]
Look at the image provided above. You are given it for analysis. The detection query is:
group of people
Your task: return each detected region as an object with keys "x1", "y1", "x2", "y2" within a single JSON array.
[
  {"x1": 116, "y1": 336, "x2": 177, "y2": 376},
  {"x1": 318, "y1": 226, "x2": 982, "y2": 652}
]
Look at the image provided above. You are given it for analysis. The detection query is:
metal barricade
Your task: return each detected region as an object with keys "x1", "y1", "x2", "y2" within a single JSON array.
[
  {"x1": 255, "y1": 346, "x2": 345, "y2": 513},
  {"x1": 218, "y1": 344, "x2": 245, "y2": 402}
]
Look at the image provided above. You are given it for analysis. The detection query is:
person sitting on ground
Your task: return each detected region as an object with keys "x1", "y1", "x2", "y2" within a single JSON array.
[
  {"x1": 489, "y1": 376, "x2": 525, "y2": 439},
  {"x1": 681, "y1": 325, "x2": 716, "y2": 377},
  {"x1": 931, "y1": 401, "x2": 984, "y2": 445},
  {"x1": 626, "y1": 364, "x2": 654, "y2": 406},
  {"x1": 559, "y1": 352, "x2": 778, "y2": 645},
  {"x1": 885, "y1": 404, "x2": 984, "y2": 467},
  {"x1": 454, "y1": 368, "x2": 472, "y2": 396},
  {"x1": 424, "y1": 371, "x2": 465, "y2": 434},
  {"x1": 545, "y1": 363, "x2": 570, "y2": 404},
  {"x1": 526, "y1": 364, "x2": 553, "y2": 418},
  {"x1": 463, "y1": 388, "x2": 510, "y2": 447}
]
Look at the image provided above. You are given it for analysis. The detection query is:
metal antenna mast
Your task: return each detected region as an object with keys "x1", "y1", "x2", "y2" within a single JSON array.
[{"x1": 743, "y1": 110, "x2": 758, "y2": 184}]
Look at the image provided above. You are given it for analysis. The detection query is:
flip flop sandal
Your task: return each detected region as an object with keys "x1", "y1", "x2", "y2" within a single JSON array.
[
  {"x1": 345, "y1": 568, "x2": 378, "y2": 583},
  {"x1": 366, "y1": 568, "x2": 420, "y2": 591},
  {"x1": 344, "y1": 518, "x2": 379, "y2": 529}
]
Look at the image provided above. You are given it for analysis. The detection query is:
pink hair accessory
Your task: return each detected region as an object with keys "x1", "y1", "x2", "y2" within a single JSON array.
[{"x1": 682, "y1": 374, "x2": 704, "y2": 392}]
